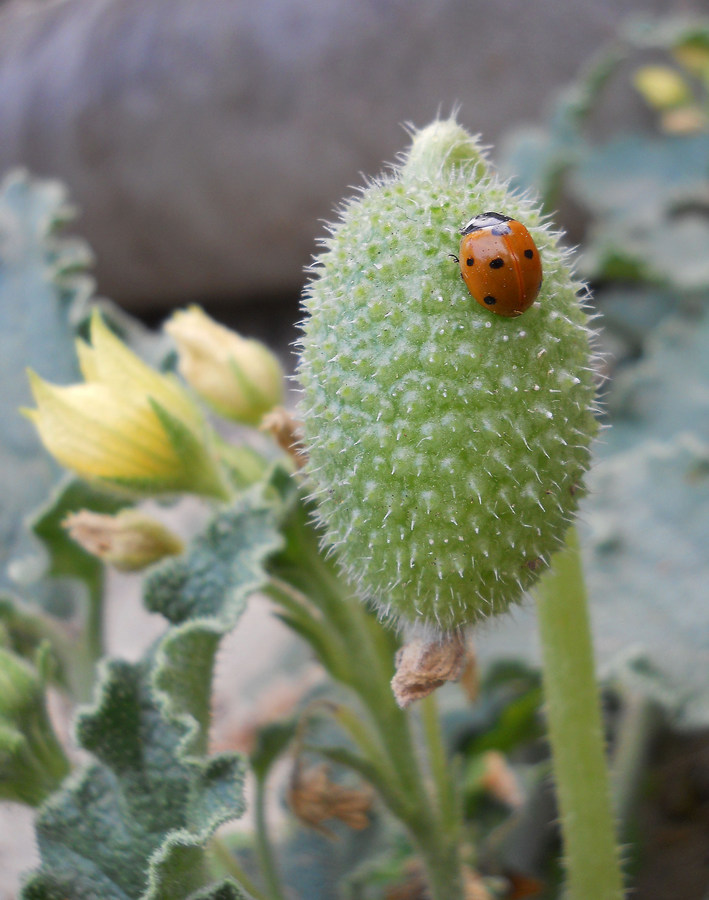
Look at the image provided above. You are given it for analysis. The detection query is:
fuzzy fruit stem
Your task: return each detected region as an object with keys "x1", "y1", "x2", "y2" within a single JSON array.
[
  {"x1": 269, "y1": 507, "x2": 465, "y2": 899},
  {"x1": 254, "y1": 775, "x2": 287, "y2": 900},
  {"x1": 534, "y1": 527, "x2": 624, "y2": 900}
]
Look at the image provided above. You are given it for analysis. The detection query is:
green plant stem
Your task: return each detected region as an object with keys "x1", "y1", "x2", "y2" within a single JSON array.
[
  {"x1": 80, "y1": 588, "x2": 105, "y2": 698},
  {"x1": 611, "y1": 690, "x2": 662, "y2": 839},
  {"x1": 209, "y1": 835, "x2": 271, "y2": 900},
  {"x1": 534, "y1": 527, "x2": 624, "y2": 900},
  {"x1": 269, "y1": 509, "x2": 465, "y2": 900},
  {"x1": 420, "y1": 693, "x2": 459, "y2": 836},
  {"x1": 254, "y1": 775, "x2": 287, "y2": 900}
]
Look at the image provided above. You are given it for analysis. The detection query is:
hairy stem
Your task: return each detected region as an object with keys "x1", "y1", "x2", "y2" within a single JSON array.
[
  {"x1": 254, "y1": 776, "x2": 287, "y2": 900},
  {"x1": 209, "y1": 835, "x2": 271, "y2": 900},
  {"x1": 269, "y1": 507, "x2": 465, "y2": 900},
  {"x1": 420, "y1": 693, "x2": 460, "y2": 837},
  {"x1": 534, "y1": 527, "x2": 624, "y2": 900},
  {"x1": 611, "y1": 690, "x2": 662, "y2": 839}
]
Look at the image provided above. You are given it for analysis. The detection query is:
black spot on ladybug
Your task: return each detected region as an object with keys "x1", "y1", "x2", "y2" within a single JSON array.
[
  {"x1": 483, "y1": 295, "x2": 497, "y2": 305},
  {"x1": 466, "y1": 257, "x2": 474, "y2": 266},
  {"x1": 489, "y1": 258, "x2": 504, "y2": 269},
  {"x1": 524, "y1": 249, "x2": 534, "y2": 259}
]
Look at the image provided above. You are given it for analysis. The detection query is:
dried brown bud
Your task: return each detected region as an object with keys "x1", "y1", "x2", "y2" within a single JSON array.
[
  {"x1": 385, "y1": 862, "x2": 494, "y2": 900},
  {"x1": 480, "y1": 751, "x2": 524, "y2": 808},
  {"x1": 391, "y1": 633, "x2": 468, "y2": 708},
  {"x1": 462, "y1": 868, "x2": 494, "y2": 900},
  {"x1": 458, "y1": 641, "x2": 479, "y2": 702},
  {"x1": 63, "y1": 509, "x2": 183, "y2": 571},
  {"x1": 260, "y1": 406, "x2": 307, "y2": 469},
  {"x1": 288, "y1": 762, "x2": 373, "y2": 838}
]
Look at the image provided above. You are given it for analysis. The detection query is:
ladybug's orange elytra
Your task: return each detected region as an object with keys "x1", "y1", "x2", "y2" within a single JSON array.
[{"x1": 459, "y1": 212, "x2": 543, "y2": 317}]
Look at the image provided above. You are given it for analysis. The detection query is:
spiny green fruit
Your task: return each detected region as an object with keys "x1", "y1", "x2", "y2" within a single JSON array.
[{"x1": 297, "y1": 118, "x2": 599, "y2": 635}]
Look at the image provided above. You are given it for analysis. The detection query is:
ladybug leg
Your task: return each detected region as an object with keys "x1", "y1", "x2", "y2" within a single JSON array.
[{"x1": 448, "y1": 253, "x2": 460, "y2": 263}]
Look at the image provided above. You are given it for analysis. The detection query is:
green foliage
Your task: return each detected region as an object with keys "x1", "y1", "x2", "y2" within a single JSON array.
[
  {"x1": 570, "y1": 134, "x2": 709, "y2": 289},
  {"x1": 605, "y1": 314, "x2": 709, "y2": 451},
  {"x1": 30, "y1": 479, "x2": 127, "y2": 615},
  {"x1": 0, "y1": 171, "x2": 91, "y2": 600},
  {"x1": 144, "y1": 480, "x2": 286, "y2": 627},
  {"x1": 23, "y1": 657, "x2": 245, "y2": 900},
  {"x1": 0, "y1": 644, "x2": 69, "y2": 807},
  {"x1": 501, "y1": 17, "x2": 709, "y2": 364},
  {"x1": 22, "y1": 482, "x2": 288, "y2": 899},
  {"x1": 487, "y1": 15, "x2": 709, "y2": 733}
]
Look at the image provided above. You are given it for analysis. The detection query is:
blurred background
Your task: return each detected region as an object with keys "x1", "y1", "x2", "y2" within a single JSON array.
[
  {"x1": 0, "y1": 0, "x2": 702, "y2": 329},
  {"x1": 3, "y1": 1, "x2": 709, "y2": 898}
]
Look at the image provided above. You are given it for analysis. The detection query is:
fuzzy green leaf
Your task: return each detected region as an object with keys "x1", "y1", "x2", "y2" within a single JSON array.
[
  {"x1": 21, "y1": 655, "x2": 246, "y2": 900},
  {"x1": 0, "y1": 171, "x2": 92, "y2": 599},
  {"x1": 187, "y1": 881, "x2": 246, "y2": 900},
  {"x1": 144, "y1": 483, "x2": 286, "y2": 627},
  {"x1": 22, "y1": 482, "x2": 289, "y2": 898},
  {"x1": 569, "y1": 135, "x2": 709, "y2": 288},
  {"x1": 605, "y1": 314, "x2": 709, "y2": 453}
]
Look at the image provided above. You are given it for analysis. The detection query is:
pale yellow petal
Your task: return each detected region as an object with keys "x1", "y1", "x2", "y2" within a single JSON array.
[
  {"x1": 165, "y1": 305, "x2": 284, "y2": 422},
  {"x1": 88, "y1": 311, "x2": 202, "y2": 430},
  {"x1": 27, "y1": 373, "x2": 181, "y2": 480},
  {"x1": 76, "y1": 338, "x2": 99, "y2": 382}
]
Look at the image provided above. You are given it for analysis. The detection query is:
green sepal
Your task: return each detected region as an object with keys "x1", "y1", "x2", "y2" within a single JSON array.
[{"x1": 149, "y1": 399, "x2": 229, "y2": 500}]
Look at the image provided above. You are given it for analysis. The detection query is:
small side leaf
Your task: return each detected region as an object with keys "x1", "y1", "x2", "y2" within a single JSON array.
[{"x1": 144, "y1": 483, "x2": 285, "y2": 627}]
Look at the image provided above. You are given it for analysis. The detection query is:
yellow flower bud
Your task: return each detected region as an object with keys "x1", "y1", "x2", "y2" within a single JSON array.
[
  {"x1": 165, "y1": 305, "x2": 284, "y2": 425},
  {"x1": 633, "y1": 65, "x2": 692, "y2": 111},
  {"x1": 63, "y1": 509, "x2": 183, "y2": 571},
  {"x1": 673, "y1": 41, "x2": 709, "y2": 78},
  {"x1": 24, "y1": 311, "x2": 229, "y2": 499}
]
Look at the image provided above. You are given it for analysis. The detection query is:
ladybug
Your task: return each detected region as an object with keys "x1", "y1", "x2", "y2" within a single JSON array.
[{"x1": 458, "y1": 212, "x2": 543, "y2": 317}]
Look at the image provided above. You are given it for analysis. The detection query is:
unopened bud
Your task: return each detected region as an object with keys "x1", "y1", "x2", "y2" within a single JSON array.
[
  {"x1": 166, "y1": 306, "x2": 284, "y2": 425},
  {"x1": 260, "y1": 407, "x2": 307, "y2": 469},
  {"x1": 24, "y1": 311, "x2": 228, "y2": 500},
  {"x1": 633, "y1": 65, "x2": 691, "y2": 111},
  {"x1": 0, "y1": 647, "x2": 69, "y2": 806},
  {"x1": 479, "y1": 751, "x2": 524, "y2": 808},
  {"x1": 63, "y1": 509, "x2": 183, "y2": 571}
]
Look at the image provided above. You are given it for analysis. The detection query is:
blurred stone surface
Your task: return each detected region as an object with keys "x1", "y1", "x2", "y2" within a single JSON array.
[{"x1": 0, "y1": 0, "x2": 695, "y2": 310}]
